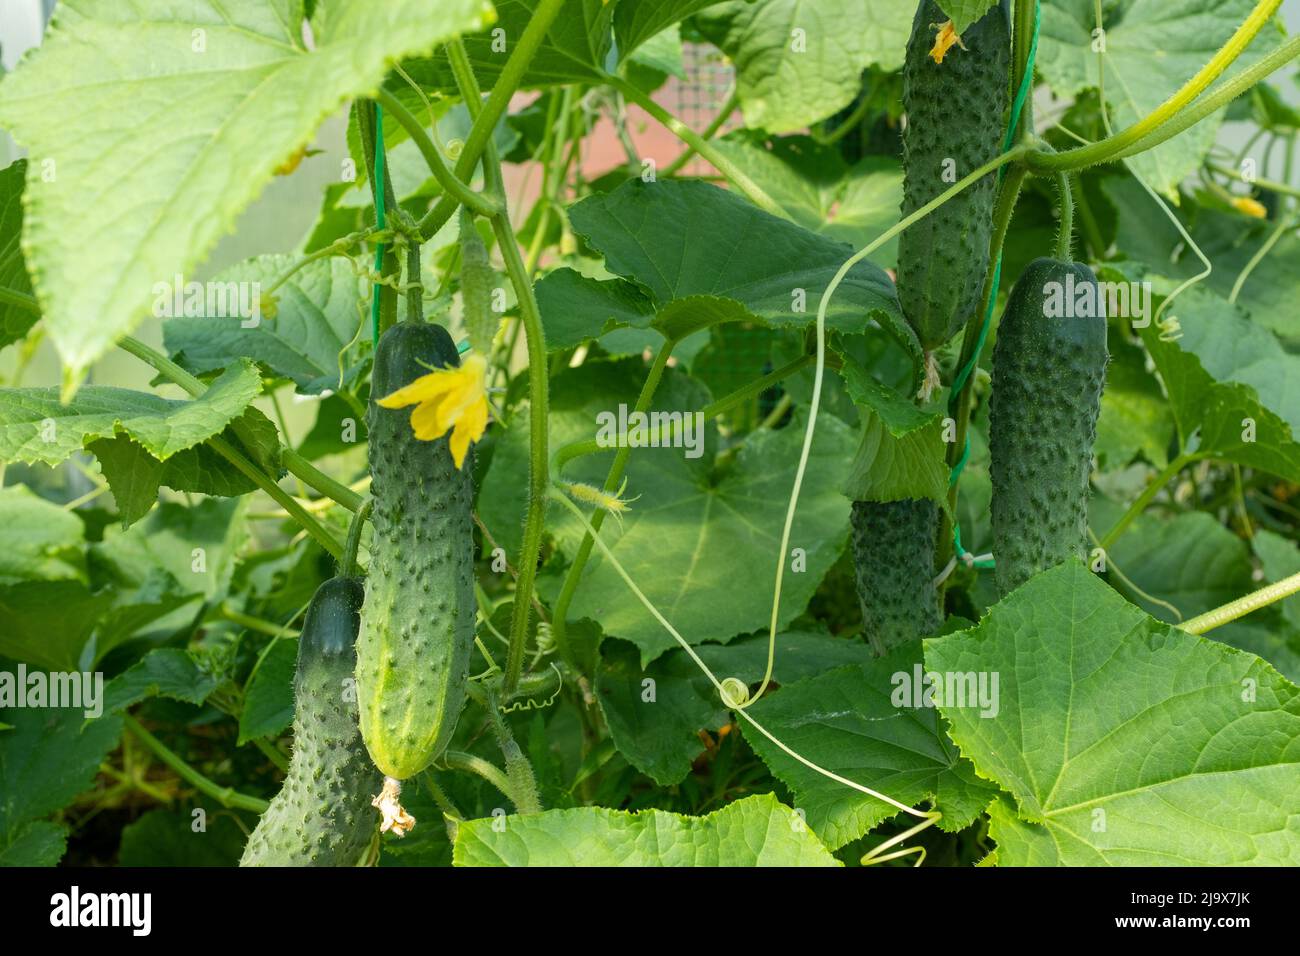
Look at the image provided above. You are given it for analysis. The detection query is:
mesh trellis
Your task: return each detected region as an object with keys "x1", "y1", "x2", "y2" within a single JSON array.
[{"x1": 672, "y1": 43, "x2": 737, "y2": 179}]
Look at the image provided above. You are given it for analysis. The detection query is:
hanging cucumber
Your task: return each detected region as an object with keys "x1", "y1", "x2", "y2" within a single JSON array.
[
  {"x1": 240, "y1": 576, "x2": 378, "y2": 867},
  {"x1": 356, "y1": 320, "x2": 476, "y2": 798},
  {"x1": 896, "y1": 0, "x2": 1011, "y2": 352},
  {"x1": 850, "y1": 498, "x2": 942, "y2": 655},
  {"x1": 989, "y1": 257, "x2": 1108, "y2": 597}
]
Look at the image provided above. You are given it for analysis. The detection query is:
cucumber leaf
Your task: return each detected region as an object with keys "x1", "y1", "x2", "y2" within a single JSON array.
[
  {"x1": 0, "y1": 160, "x2": 35, "y2": 350},
  {"x1": 926, "y1": 562, "x2": 1300, "y2": 865},
  {"x1": 453, "y1": 793, "x2": 841, "y2": 866},
  {"x1": 0, "y1": 0, "x2": 495, "y2": 387}
]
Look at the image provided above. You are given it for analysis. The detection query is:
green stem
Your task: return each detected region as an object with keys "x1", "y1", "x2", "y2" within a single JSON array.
[
  {"x1": 375, "y1": 88, "x2": 499, "y2": 217},
  {"x1": 1182, "y1": 570, "x2": 1300, "y2": 634},
  {"x1": 485, "y1": 692, "x2": 542, "y2": 814},
  {"x1": 1099, "y1": 453, "x2": 1199, "y2": 551},
  {"x1": 356, "y1": 100, "x2": 401, "y2": 336},
  {"x1": 1012, "y1": 0, "x2": 1039, "y2": 135},
  {"x1": 342, "y1": 498, "x2": 372, "y2": 576},
  {"x1": 444, "y1": 38, "x2": 551, "y2": 697},
  {"x1": 220, "y1": 603, "x2": 302, "y2": 638},
  {"x1": 604, "y1": 73, "x2": 787, "y2": 219},
  {"x1": 550, "y1": 339, "x2": 676, "y2": 664},
  {"x1": 662, "y1": 87, "x2": 739, "y2": 175},
  {"x1": 252, "y1": 737, "x2": 290, "y2": 773},
  {"x1": 281, "y1": 450, "x2": 364, "y2": 512},
  {"x1": 1229, "y1": 215, "x2": 1292, "y2": 303},
  {"x1": 1027, "y1": 0, "x2": 1284, "y2": 172},
  {"x1": 811, "y1": 88, "x2": 873, "y2": 147},
  {"x1": 441, "y1": 750, "x2": 520, "y2": 808},
  {"x1": 124, "y1": 716, "x2": 269, "y2": 814},
  {"x1": 418, "y1": 0, "x2": 567, "y2": 240},
  {"x1": 1054, "y1": 170, "x2": 1075, "y2": 259},
  {"x1": 1201, "y1": 161, "x2": 1300, "y2": 201}
]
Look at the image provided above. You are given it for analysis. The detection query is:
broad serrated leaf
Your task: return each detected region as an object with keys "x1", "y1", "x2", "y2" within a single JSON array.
[
  {"x1": 0, "y1": 359, "x2": 262, "y2": 466},
  {"x1": 696, "y1": 0, "x2": 917, "y2": 133},
  {"x1": 597, "y1": 631, "x2": 877, "y2": 786},
  {"x1": 0, "y1": 0, "x2": 495, "y2": 384},
  {"x1": 535, "y1": 270, "x2": 655, "y2": 352},
  {"x1": 1037, "y1": 0, "x2": 1282, "y2": 198},
  {"x1": 742, "y1": 646, "x2": 997, "y2": 850},
  {"x1": 0, "y1": 704, "x2": 123, "y2": 865},
  {"x1": 0, "y1": 160, "x2": 36, "y2": 350},
  {"x1": 561, "y1": 179, "x2": 919, "y2": 375},
  {"x1": 926, "y1": 562, "x2": 1300, "y2": 865},
  {"x1": 710, "y1": 134, "x2": 905, "y2": 268},
  {"x1": 103, "y1": 648, "x2": 220, "y2": 714},
  {"x1": 453, "y1": 793, "x2": 841, "y2": 866},
  {"x1": 0, "y1": 484, "x2": 86, "y2": 586},
  {"x1": 164, "y1": 256, "x2": 365, "y2": 395},
  {"x1": 614, "y1": 0, "x2": 730, "y2": 57}
]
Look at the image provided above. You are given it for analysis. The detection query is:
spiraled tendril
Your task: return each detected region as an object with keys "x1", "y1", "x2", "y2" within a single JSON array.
[{"x1": 718, "y1": 677, "x2": 752, "y2": 709}]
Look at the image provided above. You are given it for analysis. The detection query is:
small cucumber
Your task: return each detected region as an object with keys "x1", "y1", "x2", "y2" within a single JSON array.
[
  {"x1": 356, "y1": 321, "x2": 476, "y2": 781},
  {"x1": 240, "y1": 576, "x2": 378, "y2": 867},
  {"x1": 896, "y1": 0, "x2": 1011, "y2": 351},
  {"x1": 989, "y1": 257, "x2": 1108, "y2": 596},
  {"x1": 849, "y1": 498, "x2": 942, "y2": 654}
]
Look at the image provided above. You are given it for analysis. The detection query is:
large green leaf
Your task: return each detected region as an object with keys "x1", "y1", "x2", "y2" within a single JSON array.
[
  {"x1": 557, "y1": 179, "x2": 918, "y2": 371},
  {"x1": 597, "y1": 630, "x2": 877, "y2": 786},
  {"x1": 742, "y1": 646, "x2": 997, "y2": 850},
  {"x1": 566, "y1": 411, "x2": 857, "y2": 662},
  {"x1": 0, "y1": 485, "x2": 87, "y2": 586},
  {"x1": 0, "y1": 0, "x2": 495, "y2": 385},
  {"x1": 401, "y1": 0, "x2": 613, "y2": 89},
  {"x1": 164, "y1": 256, "x2": 365, "y2": 395},
  {"x1": 1037, "y1": 0, "x2": 1282, "y2": 198},
  {"x1": 0, "y1": 704, "x2": 123, "y2": 866},
  {"x1": 613, "y1": 0, "x2": 730, "y2": 58},
  {"x1": 939, "y1": 0, "x2": 999, "y2": 35},
  {"x1": 710, "y1": 133, "x2": 905, "y2": 267},
  {"x1": 453, "y1": 793, "x2": 841, "y2": 866},
  {"x1": 927, "y1": 562, "x2": 1300, "y2": 865},
  {"x1": 696, "y1": 0, "x2": 916, "y2": 133},
  {"x1": 103, "y1": 648, "x2": 221, "y2": 714},
  {"x1": 0, "y1": 360, "x2": 262, "y2": 466},
  {"x1": 0, "y1": 160, "x2": 36, "y2": 350}
]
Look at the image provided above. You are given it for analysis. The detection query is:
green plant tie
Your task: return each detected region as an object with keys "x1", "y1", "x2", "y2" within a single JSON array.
[
  {"x1": 946, "y1": 0, "x2": 1041, "y2": 566},
  {"x1": 371, "y1": 104, "x2": 388, "y2": 346}
]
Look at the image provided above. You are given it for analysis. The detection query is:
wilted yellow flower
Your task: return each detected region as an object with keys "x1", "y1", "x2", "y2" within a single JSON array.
[
  {"x1": 930, "y1": 20, "x2": 966, "y2": 64},
  {"x1": 1232, "y1": 196, "x2": 1268, "y2": 219},
  {"x1": 376, "y1": 353, "x2": 488, "y2": 469}
]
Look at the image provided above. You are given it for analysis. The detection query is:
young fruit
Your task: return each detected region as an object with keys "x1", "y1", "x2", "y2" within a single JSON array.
[
  {"x1": 989, "y1": 258, "x2": 1108, "y2": 596},
  {"x1": 896, "y1": 0, "x2": 1011, "y2": 351},
  {"x1": 356, "y1": 321, "x2": 476, "y2": 782},
  {"x1": 240, "y1": 576, "x2": 378, "y2": 867},
  {"x1": 850, "y1": 498, "x2": 942, "y2": 654}
]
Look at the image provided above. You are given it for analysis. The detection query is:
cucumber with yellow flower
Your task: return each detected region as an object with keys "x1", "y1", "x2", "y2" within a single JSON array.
[{"x1": 355, "y1": 318, "x2": 486, "y2": 834}]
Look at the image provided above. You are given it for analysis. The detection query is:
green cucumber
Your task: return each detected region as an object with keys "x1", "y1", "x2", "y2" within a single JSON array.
[
  {"x1": 356, "y1": 320, "x2": 476, "y2": 781},
  {"x1": 849, "y1": 498, "x2": 942, "y2": 654},
  {"x1": 989, "y1": 257, "x2": 1108, "y2": 596},
  {"x1": 897, "y1": 0, "x2": 1011, "y2": 351},
  {"x1": 240, "y1": 576, "x2": 378, "y2": 867}
]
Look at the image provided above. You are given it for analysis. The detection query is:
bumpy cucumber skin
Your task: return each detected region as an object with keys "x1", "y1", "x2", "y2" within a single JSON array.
[
  {"x1": 897, "y1": 0, "x2": 1011, "y2": 350},
  {"x1": 989, "y1": 258, "x2": 1108, "y2": 597},
  {"x1": 357, "y1": 321, "x2": 476, "y2": 780},
  {"x1": 850, "y1": 498, "x2": 942, "y2": 652},
  {"x1": 240, "y1": 576, "x2": 378, "y2": 867}
]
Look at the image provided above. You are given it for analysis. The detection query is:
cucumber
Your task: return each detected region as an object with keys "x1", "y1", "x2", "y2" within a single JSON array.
[
  {"x1": 897, "y1": 0, "x2": 1011, "y2": 351},
  {"x1": 240, "y1": 576, "x2": 378, "y2": 867},
  {"x1": 849, "y1": 498, "x2": 942, "y2": 654},
  {"x1": 356, "y1": 321, "x2": 476, "y2": 781},
  {"x1": 989, "y1": 258, "x2": 1108, "y2": 596}
]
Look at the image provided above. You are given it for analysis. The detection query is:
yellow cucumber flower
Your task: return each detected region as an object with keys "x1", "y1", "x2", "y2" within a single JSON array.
[
  {"x1": 929, "y1": 20, "x2": 966, "y2": 64},
  {"x1": 1231, "y1": 195, "x2": 1267, "y2": 219},
  {"x1": 376, "y1": 352, "x2": 488, "y2": 470}
]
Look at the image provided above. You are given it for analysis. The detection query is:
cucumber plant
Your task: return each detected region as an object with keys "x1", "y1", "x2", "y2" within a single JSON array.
[{"x1": 0, "y1": 0, "x2": 1297, "y2": 873}]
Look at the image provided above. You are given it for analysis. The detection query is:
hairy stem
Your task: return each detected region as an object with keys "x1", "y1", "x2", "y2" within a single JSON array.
[{"x1": 1182, "y1": 569, "x2": 1300, "y2": 634}]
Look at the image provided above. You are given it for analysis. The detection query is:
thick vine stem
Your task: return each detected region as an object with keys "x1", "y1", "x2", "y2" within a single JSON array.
[
  {"x1": 1054, "y1": 171, "x2": 1075, "y2": 260},
  {"x1": 1011, "y1": 0, "x2": 1040, "y2": 135},
  {"x1": 124, "y1": 716, "x2": 269, "y2": 814},
  {"x1": 1182, "y1": 569, "x2": 1300, "y2": 634},
  {"x1": 418, "y1": 0, "x2": 567, "y2": 239},
  {"x1": 342, "y1": 498, "x2": 372, "y2": 577},
  {"x1": 356, "y1": 100, "x2": 400, "y2": 335},
  {"x1": 1026, "y1": 0, "x2": 1284, "y2": 173},
  {"x1": 374, "y1": 88, "x2": 499, "y2": 217}
]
